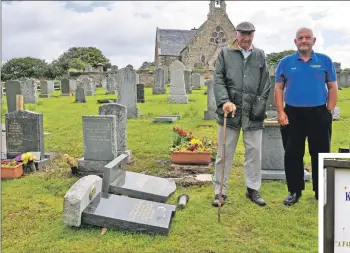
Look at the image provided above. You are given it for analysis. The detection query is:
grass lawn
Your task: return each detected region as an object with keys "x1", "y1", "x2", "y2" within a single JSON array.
[{"x1": 1, "y1": 87, "x2": 350, "y2": 253}]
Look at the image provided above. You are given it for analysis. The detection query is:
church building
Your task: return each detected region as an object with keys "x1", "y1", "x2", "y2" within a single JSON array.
[{"x1": 154, "y1": 0, "x2": 236, "y2": 70}]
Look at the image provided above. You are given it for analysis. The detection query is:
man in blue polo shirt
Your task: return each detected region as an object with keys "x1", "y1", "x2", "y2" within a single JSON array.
[{"x1": 274, "y1": 27, "x2": 338, "y2": 206}]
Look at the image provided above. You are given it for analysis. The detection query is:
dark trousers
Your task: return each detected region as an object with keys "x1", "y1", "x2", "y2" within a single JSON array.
[{"x1": 280, "y1": 104, "x2": 332, "y2": 195}]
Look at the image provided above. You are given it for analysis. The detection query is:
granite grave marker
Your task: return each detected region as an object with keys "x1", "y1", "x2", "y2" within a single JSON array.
[{"x1": 168, "y1": 60, "x2": 188, "y2": 104}]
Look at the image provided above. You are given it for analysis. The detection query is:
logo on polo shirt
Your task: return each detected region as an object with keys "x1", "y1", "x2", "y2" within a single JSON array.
[{"x1": 311, "y1": 65, "x2": 321, "y2": 68}]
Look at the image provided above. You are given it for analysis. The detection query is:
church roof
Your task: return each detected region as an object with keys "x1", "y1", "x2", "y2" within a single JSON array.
[{"x1": 158, "y1": 29, "x2": 197, "y2": 56}]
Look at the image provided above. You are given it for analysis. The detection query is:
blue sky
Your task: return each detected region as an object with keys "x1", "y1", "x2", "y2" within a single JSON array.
[{"x1": 2, "y1": 1, "x2": 350, "y2": 69}]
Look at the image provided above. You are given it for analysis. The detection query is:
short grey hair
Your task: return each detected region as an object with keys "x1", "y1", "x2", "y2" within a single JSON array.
[{"x1": 295, "y1": 27, "x2": 314, "y2": 38}]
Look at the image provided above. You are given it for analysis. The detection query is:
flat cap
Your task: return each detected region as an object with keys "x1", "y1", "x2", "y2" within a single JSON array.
[{"x1": 236, "y1": 21, "x2": 255, "y2": 32}]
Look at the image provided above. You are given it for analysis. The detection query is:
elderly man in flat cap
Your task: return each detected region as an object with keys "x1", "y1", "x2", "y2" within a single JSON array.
[{"x1": 212, "y1": 21, "x2": 271, "y2": 207}]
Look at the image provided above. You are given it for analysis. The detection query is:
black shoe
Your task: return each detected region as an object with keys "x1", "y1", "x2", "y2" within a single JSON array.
[
  {"x1": 212, "y1": 194, "x2": 227, "y2": 207},
  {"x1": 246, "y1": 188, "x2": 266, "y2": 206},
  {"x1": 284, "y1": 192, "x2": 302, "y2": 206}
]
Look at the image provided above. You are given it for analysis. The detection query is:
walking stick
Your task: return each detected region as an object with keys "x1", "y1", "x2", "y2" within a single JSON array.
[{"x1": 218, "y1": 111, "x2": 228, "y2": 223}]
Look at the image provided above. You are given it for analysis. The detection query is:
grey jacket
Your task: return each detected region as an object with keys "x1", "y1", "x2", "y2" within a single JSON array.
[{"x1": 213, "y1": 39, "x2": 271, "y2": 130}]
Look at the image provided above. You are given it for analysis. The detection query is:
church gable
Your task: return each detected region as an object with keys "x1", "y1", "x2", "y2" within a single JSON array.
[{"x1": 180, "y1": 1, "x2": 236, "y2": 69}]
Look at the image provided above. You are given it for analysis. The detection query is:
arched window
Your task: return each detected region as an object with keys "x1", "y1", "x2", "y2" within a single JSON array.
[{"x1": 209, "y1": 26, "x2": 227, "y2": 44}]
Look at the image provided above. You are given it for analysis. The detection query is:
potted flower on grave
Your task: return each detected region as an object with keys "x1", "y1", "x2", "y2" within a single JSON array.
[
  {"x1": 63, "y1": 154, "x2": 78, "y2": 175},
  {"x1": 169, "y1": 126, "x2": 218, "y2": 165},
  {"x1": 16, "y1": 152, "x2": 37, "y2": 173},
  {"x1": 1, "y1": 159, "x2": 24, "y2": 179}
]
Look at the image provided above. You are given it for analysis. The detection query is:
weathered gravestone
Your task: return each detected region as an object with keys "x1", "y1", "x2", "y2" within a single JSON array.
[
  {"x1": 74, "y1": 87, "x2": 86, "y2": 103},
  {"x1": 104, "y1": 154, "x2": 177, "y2": 203},
  {"x1": 168, "y1": 60, "x2": 188, "y2": 104},
  {"x1": 153, "y1": 67, "x2": 166, "y2": 95},
  {"x1": 136, "y1": 74, "x2": 140, "y2": 85},
  {"x1": 77, "y1": 115, "x2": 118, "y2": 175},
  {"x1": 5, "y1": 80, "x2": 22, "y2": 113},
  {"x1": 339, "y1": 72, "x2": 347, "y2": 89},
  {"x1": 164, "y1": 65, "x2": 169, "y2": 84},
  {"x1": 332, "y1": 106, "x2": 340, "y2": 120},
  {"x1": 63, "y1": 170, "x2": 176, "y2": 235},
  {"x1": 81, "y1": 76, "x2": 94, "y2": 96},
  {"x1": 98, "y1": 103, "x2": 132, "y2": 163},
  {"x1": 137, "y1": 84, "x2": 145, "y2": 103},
  {"x1": 5, "y1": 110, "x2": 50, "y2": 169},
  {"x1": 191, "y1": 73, "x2": 201, "y2": 90},
  {"x1": 184, "y1": 70, "x2": 192, "y2": 94},
  {"x1": 261, "y1": 121, "x2": 311, "y2": 180},
  {"x1": 204, "y1": 79, "x2": 216, "y2": 120},
  {"x1": 106, "y1": 76, "x2": 117, "y2": 95},
  {"x1": 101, "y1": 79, "x2": 107, "y2": 90},
  {"x1": 61, "y1": 78, "x2": 76, "y2": 96},
  {"x1": 39, "y1": 80, "x2": 54, "y2": 98},
  {"x1": 18, "y1": 78, "x2": 37, "y2": 104},
  {"x1": 266, "y1": 76, "x2": 277, "y2": 119},
  {"x1": 117, "y1": 66, "x2": 140, "y2": 118}
]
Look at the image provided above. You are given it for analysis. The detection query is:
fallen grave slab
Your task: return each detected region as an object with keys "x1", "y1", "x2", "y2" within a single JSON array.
[
  {"x1": 153, "y1": 116, "x2": 179, "y2": 123},
  {"x1": 63, "y1": 157, "x2": 177, "y2": 235},
  {"x1": 82, "y1": 193, "x2": 176, "y2": 235},
  {"x1": 104, "y1": 154, "x2": 176, "y2": 203}
]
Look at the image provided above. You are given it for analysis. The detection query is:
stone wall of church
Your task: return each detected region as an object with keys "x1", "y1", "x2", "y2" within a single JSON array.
[
  {"x1": 158, "y1": 55, "x2": 180, "y2": 68},
  {"x1": 181, "y1": 10, "x2": 236, "y2": 70}
]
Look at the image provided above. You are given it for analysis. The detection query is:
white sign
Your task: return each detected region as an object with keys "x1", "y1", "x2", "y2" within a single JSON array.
[{"x1": 334, "y1": 169, "x2": 350, "y2": 253}]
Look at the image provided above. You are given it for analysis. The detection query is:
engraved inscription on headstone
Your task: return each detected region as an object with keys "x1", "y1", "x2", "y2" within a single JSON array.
[
  {"x1": 5, "y1": 110, "x2": 44, "y2": 159},
  {"x1": 83, "y1": 116, "x2": 117, "y2": 161},
  {"x1": 129, "y1": 201, "x2": 155, "y2": 222}
]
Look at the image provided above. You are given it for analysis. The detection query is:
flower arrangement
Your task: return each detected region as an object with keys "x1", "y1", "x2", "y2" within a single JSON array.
[
  {"x1": 63, "y1": 154, "x2": 78, "y2": 175},
  {"x1": 169, "y1": 126, "x2": 218, "y2": 160},
  {"x1": 1, "y1": 160, "x2": 19, "y2": 167},
  {"x1": 14, "y1": 152, "x2": 37, "y2": 173}
]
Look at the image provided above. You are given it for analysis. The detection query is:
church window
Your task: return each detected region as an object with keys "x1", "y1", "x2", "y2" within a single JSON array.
[{"x1": 210, "y1": 26, "x2": 227, "y2": 45}]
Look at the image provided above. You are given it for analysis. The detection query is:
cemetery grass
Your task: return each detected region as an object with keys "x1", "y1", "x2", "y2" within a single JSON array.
[{"x1": 1, "y1": 87, "x2": 350, "y2": 253}]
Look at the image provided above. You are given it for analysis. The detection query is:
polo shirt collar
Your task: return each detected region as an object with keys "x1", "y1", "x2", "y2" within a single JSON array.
[{"x1": 295, "y1": 50, "x2": 316, "y2": 61}]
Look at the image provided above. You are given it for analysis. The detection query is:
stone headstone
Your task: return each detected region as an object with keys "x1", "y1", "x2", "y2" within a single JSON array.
[
  {"x1": 5, "y1": 80, "x2": 21, "y2": 113},
  {"x1": 204, "y1": 79, "x2": 216, "y2": 120},
  {"x1": 191, "y1": 73, "x2": 201, "y2": 89},
  {"x1": 78, "y1": 115, "x2": 118, "y2": 175},
  {"x1": 137, "y1": 84, "x2": 145, "y2": 103},
  {"x1": 266, "y1": 76, "x2": 277, "y2": 119},
  {"x1": 332, "y1": 106, "x2": 340, "y2": 120},
  {"x1": 101, "y1": 78, "x2": 107, "y2": 89},
  {"x1": 74, "y1": 87, "x2": 86, "y2": 103},
  {"x1": 117, "y1": 66, "x2": 140, "y2": 118},
  {"x1": 153, "y1": 67, "x2": 166, "y2": 95},
  {"x1": 82, "y1": 193, "x2": 176, "y2": 235},
  {"x1": 339, "y1": 73, "x2": 347, "y2": 89},
  {"x1": 63, "y1": 175, "x2": 102, "y2": 227},
  {"x1": 153, "y1": 117, "x2": 179, "y2": 123},
  {"x1": 136, "y1": 74, "x2": 140, "y2": 84},
  {"x1": 261, "y1": 121, "x2": 311, "y2": 180},
  {"x1": 164, "y1": 65, "x2": 169, "y2": 84},
  {"x1": 19, "y1": 78, "x2": 37, "y2": 104},
  {"x1": 103, "y1": 155, "x2": 177, "y2": 203},
  {"x1": 5, "y1": 110, "x2": 44, "y2": 160},
  {"x1": 99, "y1": 103, "x2": 127, "y2": 154},
  {"x1": 184, "y1": 70, "x2": 192, "y2": 94},
  {"x1": 168, "y1": 60, "x2": 188, "y2": 104},
  {"x1": 39, "y1": 80, "x2": 54, "y2": 98},
  {"x1": 61, "y1": 78, "x2": 71, "y2": 96},
  {"x1": 347, "y1": 73, "x2": 350, "y2": 87},
  {"x1": 81, "y1": 76, "x2": 94, "y2": 96},
  {"x1": 106, "y1": 76, "x2": 117, "y2": 95}
]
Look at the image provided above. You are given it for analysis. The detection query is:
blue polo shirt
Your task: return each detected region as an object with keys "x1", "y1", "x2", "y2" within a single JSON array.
[{"x1": 275, "y1": 51, "x2": 337, "y2": 107}]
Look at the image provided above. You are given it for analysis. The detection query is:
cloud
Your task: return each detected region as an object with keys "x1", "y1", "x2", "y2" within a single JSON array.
[{"x1": 2, "y1": 1, "x2": 350, "y2": 69}]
